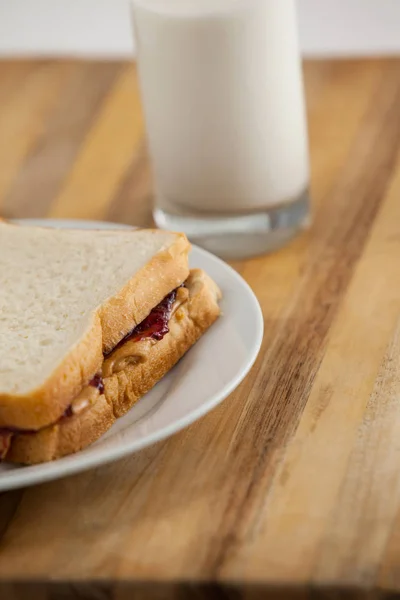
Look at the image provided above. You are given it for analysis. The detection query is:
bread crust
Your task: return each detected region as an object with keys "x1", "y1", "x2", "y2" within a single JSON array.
[
  {"x1": 0, "y1": 230, "x2": 190, "y2": 430},
  {"x1": 100, "y1": 231, "x2": 190, "y2": 353},
  {"x1": 6, "y1": 270, "x2": 221, "y2": 464}
]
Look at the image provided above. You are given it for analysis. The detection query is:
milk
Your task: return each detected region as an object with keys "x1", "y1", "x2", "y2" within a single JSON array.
[{"x1": 132, "y1": 0, "x2": 309, "y2": 215}]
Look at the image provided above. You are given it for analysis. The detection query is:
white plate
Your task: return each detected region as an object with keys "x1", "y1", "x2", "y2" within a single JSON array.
[{"x1": 0, "y1": 219, "x2": 263, "y2": 491}]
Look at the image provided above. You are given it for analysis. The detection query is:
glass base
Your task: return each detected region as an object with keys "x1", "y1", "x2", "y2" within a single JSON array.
[{"x1": 153, "y1": 189, "x2": 311, "y2": 260}]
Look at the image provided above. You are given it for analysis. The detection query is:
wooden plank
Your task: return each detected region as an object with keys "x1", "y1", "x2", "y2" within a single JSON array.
[
  {"x1": 2, "y1": 62, "x2": 121, "y2": 218},
  {"x1": 1, "y1": 59, "x2": 400, "y2": 596},
  {"x1": 314, "y1": 314, "x2": 400, "y2": 589},
  {"x1": 0, "y1": 61, "x2": 40, "y2": 106},
  {"x1": 305, "y1": 59, "x2": 381, "y2": 203},
  {"x1": 221, "y1": 67, "x2": 400, "y2": 584},
  {"x1": 0, "y1": 62, "x2": 71, "y2": 210},
  {"x1": 48, "y1": 65, "x2": 145, "y2": 220},
  {"x1": 106, "y1": 144, "x2": 154, "y2": 228}
]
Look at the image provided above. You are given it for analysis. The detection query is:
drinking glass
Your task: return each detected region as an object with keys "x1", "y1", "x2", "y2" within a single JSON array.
[{"x1": 131, "y1": 0, "x2": 311, "y2": 259}]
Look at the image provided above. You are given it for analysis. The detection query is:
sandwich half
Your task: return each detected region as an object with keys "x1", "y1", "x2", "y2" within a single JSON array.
[{"x1": 0, "y1": 222, "x2": 221, "y2": 463}]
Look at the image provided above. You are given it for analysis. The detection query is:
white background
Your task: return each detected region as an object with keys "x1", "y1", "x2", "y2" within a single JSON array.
[{"x1": 0, "y1": 0, "x2": 400, "y2": 58}]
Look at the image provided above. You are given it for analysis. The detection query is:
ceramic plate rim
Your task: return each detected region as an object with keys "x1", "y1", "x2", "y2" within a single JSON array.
[{"x1": 0, "y1": 219, "x2": 264, "y2": 491}]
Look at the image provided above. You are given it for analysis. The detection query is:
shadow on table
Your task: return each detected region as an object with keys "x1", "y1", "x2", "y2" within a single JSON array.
[{"x1": 0, "y1": 581, "x2": 396, "y2": 599}]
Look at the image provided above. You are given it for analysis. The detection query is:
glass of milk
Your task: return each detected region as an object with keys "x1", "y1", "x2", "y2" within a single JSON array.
[{"x1": 131, "y1": 0, "x2": 311, "y2": 259}]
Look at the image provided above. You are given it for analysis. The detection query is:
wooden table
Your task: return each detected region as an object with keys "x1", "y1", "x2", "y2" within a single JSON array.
[{"x1": 1, "y1": 59, "x2": 400, "y2": 599}]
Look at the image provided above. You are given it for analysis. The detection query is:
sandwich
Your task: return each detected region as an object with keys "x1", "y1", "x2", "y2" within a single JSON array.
[{"x1": 0, "y1": 221, "x2": 221, "y2": 464}]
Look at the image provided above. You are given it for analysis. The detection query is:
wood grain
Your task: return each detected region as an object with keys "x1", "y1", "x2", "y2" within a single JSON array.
[
  {"x1": 2, "y1": 62, "x2": 122, "y2": 219},
  {"x1": 0, "y1": 62, "x2": 71, "y2": 210},
  {"x1": 1, "y1": 59, "x2": 400, "y2": 599},
  {"x1": 49, "y1": 65, "x2": 144, "y2": 220}
]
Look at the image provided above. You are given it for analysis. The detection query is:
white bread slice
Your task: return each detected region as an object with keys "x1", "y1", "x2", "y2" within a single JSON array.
[
  {"x1": 0, "y1": 222, "x2": 190, "y2": 429},
  {"x1": 6, "y1": 270, "x2": 221, "y2": 464}
]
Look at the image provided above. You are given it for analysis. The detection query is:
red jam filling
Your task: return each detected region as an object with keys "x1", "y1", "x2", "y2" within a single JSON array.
[
  {"x1": 107, "y1": 287, "x2": 178, "y2": 356},
  {"x1": 90, "y1": 373, "x2": 105, "y2": 394}
]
